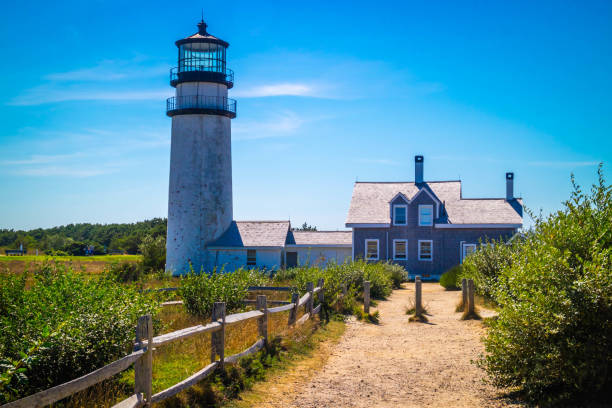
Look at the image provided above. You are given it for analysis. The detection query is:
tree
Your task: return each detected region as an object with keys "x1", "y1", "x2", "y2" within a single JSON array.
[{"x1": 293, "y1": 222, "x2": 317, "y2": 231}]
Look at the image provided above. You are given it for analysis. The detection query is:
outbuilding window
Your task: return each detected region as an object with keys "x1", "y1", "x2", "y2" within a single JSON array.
[
  {"x1": 247, "y1": 249, "x2": 256, "y2": 266},
  {"x1": 418, "y1": 205, "x2": 434, "y2": 226},
  {"x1": 365, "y1": 239, "x2": 379, "y2": 261},
  {"x1": 393, "y1": 239, "x2": 407, "y2": 260},
  {"x1": 418, "y1": 240, "x2": 433, "y2": 261},
  {"x1": 393, "y1": 205, "x2": 407, "y2": 225}
]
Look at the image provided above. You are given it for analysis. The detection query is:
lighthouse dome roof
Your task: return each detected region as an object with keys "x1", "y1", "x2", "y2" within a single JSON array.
[{"x1": 176, "y1": 19, "x2": 229, "y2": 48}]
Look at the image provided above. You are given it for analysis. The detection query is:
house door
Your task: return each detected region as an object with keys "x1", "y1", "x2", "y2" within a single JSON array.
[
  {"x1": 461, "y1": 243, "x2": 476, "y2": 263},
  {"x1": 286, "y1": 252, "x2": 298, "y2": 268}
]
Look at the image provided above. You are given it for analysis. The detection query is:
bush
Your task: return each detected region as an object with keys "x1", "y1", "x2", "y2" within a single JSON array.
[
  {"x1": 139, "y1": 235, "x2": 166, "y2": 273},
  {"x1": 382, "y1": 262, "x2": 408, "y2": 289},
  {"x1": 0, "y1": 262, "x2": 159, "y2": 403},
  {"x1": 105, "y1": 261, "x2": 144, "y2": 283},
  {"x1": 439, "y1": 264, "x2": 462, "y2": 290},
  {"x1": 179, "y1": 268, "x2": 268, "y2": 317},
  {"x1": 475, "y1": 166, "x2": 612, "y2": 405}
]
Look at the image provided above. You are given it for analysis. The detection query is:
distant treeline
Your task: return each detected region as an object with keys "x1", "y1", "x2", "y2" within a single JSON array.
[{"x1": 0, "y1": 218, "x2": 167, "y2": 255}]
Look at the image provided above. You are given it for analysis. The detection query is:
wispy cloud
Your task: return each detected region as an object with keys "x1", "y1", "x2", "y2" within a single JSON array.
[
  {"x1": 15, "y1": 166, "x2": 116, "y2": 177},
  {"x1": 2, "y1": 153, "x2": 85, "y2": 165},
  {"x1": 9, "y1": 86, "x2": 172, "y2": 106},
  {"x1": 233, "y1": 83, "x2": 323, "y2": 98},
  {"x1": 44, "y1": 59, "x2": 168, "y2": 82},
  {"x1": 233, "y1": 111, "x2": 306, "y2": 140}
]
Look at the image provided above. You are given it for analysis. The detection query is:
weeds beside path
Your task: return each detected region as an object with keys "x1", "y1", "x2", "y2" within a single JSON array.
[{"x1": 249, "y1": 283, "x2": 523, "y2": 408}]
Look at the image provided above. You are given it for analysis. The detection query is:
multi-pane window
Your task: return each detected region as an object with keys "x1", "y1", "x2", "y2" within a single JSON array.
[
  {"x1": 365, "y1": 239, "x2": 379, "y2": 260},
  {"x1": 461, "y1": 243, "x2": 476, "y2": 263},
  {"x1": 246, "y1": 249, "x2": 256, "y2": 266},
  {"x1": 418, "y1": 205, "x2": 434, "y2": 226},
  {"x1": 418, "y1": 240, "x2": 433, "y2": 261},
  {"x1": 393, "y1": 239, "x2": 407, "y2": 260},
  {"x1": 393, "y1": 205, "x2": 407, "y2": 225}
]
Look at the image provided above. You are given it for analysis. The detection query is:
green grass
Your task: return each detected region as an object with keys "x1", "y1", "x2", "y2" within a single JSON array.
[{"x1": 0, "y1": 254, "x2": 141, "y2": 263}]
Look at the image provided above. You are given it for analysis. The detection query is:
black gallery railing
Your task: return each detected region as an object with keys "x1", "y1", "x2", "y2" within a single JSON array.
[{"x1": 166, "y1": 96, "x2": 237, "y2": 118}]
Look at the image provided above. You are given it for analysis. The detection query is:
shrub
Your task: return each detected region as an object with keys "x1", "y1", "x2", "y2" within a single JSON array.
[
  {"x1": 139, "y1": 235, "x2": 166, "y2": 273},
  {"x1": 0, "y1": 262, "x2": 159, "y2": 403},
  {"x1": 105, "y1": 261, "x2": 144, "y2": 283},
  {"x1": 477, "y1": 166, "x2": 612, "y2": 405},
  {"x1": 179, "y1": 268, "x2": 268, "y2": 317},
  {"x1": 382, "y1": 262, "x2": 408, "y2": 289},
  {"x1": 439, "y1": 265, "x2": 462, "y2": 290}
]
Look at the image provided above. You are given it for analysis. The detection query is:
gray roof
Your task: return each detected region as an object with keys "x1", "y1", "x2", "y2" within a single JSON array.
[
  {"x1": 287, "y1": 231, "x2": 352, "y2": 246},
  {"x1": 346, "y1": 181, "x2": 522, "y2": 225},
  {"x1": 207, "y1": 221, "x2": 290, "y2": 248}
]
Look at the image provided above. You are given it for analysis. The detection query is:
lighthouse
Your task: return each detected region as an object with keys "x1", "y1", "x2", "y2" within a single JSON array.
[{"x1": 165, "y1": 18, "x2": 236, "y2": 275}]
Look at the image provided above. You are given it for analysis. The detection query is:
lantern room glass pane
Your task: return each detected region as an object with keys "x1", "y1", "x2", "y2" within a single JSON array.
[{"x1": 179, "y1": 42, "x2": 226, "y2": 73}]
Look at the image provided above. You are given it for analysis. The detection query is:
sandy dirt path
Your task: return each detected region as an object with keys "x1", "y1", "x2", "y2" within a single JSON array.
[{"x1": 254, "y1": 283, "x2": 522, "y2": 408}]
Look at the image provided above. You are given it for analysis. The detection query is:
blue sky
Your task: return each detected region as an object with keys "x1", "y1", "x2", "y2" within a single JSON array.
[{"x1": 0, "y1": 0, "x2": 610, "y2": 230}]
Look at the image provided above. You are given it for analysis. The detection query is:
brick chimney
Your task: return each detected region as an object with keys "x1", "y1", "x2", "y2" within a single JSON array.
[
  {"x1": 506, "y1": 172, "x2": 514, "y2": 200},
  {"x1": 415, "y1": 155, "x2": 424, "y2": 184}
]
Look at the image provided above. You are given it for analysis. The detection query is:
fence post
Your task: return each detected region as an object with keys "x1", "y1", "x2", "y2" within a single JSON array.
[
  {"x1": 134, "y1": 314, "x2": 153, "y2": 405},
  {"x1": 306, "y1": 282, "x2": 314, "y2": 316},
  {"x1": 363, "y1": 280, "x2": 371, "y2": 314},
  {"x1": 461, "y1": 278, "x2": 468, "y2": 312},
  {"x1": 415, "y1": 277, "x2": 422, "y2": 317},
  {"x1": 317, "y1": 278, "x2": 324, "y2": 306},
  {"x1": 256, "y1": 295, "x2": 268, "y2": 345},
  {"x1": 211, "y1": 302, "x2": 226, "y2": 369},
  {"x1": 467, "y1": 279, "x2": 475, "y2": 315},
  {"x1": 288, "y1": 292, "x2": 299, "y2": 325}
]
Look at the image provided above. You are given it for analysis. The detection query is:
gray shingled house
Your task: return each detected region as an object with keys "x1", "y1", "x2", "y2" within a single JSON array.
[
  {"x1": 206, "y1": 221, "x2": 352, "y2": 271},
  {"x1": 345, "y1": 156, "x2": 523, "y2": 279}
]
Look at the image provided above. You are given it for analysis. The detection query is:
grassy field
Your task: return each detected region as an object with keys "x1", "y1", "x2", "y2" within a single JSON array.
[{"x1": 0, "y1": 254, "x2": 141, "y2": 275}]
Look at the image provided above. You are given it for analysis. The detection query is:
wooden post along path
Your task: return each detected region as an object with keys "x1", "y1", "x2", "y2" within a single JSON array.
[
  {"x1": 256, "y1": 295, "x2": 268, "y2": 344},
  {"x1": 461, "y1": 278, "x2": 468, "y2": 312},
  {"x1": 211, "y1": 302, "x2": 226, "y2": 369},
  {"x1": 467, "y1": 279, "x2": 475, "y2": 315},
  {"x1": 306, "y1": 282, "x2": 314, "y2": 317},
  {"x1": 363, "y1": 281, "x2": 371, "y2": 314},
  {"x1": 134, "y1": 314, "x2": 153, "y2": 405},
  {"x1": 288, "y1": 292, "x2": 299, "y2": 325},
  {"x1": 415, "y1": 277, "x2": 423, "y2": 317}
]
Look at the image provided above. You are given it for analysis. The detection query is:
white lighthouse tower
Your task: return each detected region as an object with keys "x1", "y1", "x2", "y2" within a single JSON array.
[{"x1": 166, "y1": 18, "x2": 236, "y2": 275}]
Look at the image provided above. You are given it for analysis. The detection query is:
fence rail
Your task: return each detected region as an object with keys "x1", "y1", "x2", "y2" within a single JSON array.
[{"x1": 1, "y1": 282, "x2": 332, "y2": 408}]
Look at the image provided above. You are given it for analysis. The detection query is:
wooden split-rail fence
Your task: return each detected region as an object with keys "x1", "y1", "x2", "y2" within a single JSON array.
[{"x1": 2, "y1": 279, "x2": 372, "y2": 408}]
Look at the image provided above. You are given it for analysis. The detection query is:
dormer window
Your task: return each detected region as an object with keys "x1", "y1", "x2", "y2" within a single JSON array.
[
  {"x1": 418, "y1": 205, "x2": 433, "y2": 226},
  {"x1": 393, "y1": 205, "x2": 407, "y2": 225}
]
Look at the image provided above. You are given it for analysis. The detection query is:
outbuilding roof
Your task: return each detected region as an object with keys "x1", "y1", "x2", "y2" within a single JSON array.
[
  {"x1": 346, "y1": 181, "x2": 522, "y2": 226},
  {"x1": 287, "y1": 231, "x2": 352, "y2": 247},
  {"x1": 207, "y1": 221, "x2": 290, "y2": 248}
]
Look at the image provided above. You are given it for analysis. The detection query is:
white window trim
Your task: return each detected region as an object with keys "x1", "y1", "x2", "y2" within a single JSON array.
[
  {"x1": 392, "y1": 205, "x2": 408, "y2": 226},
  {"x1": 418, "y1": 239, "x2": 433, "y2": 261},
  {"x1": 461, "y1": 243, "x2": 477, "y2": 263},
  {"x1": 365, "y1": 239, "x2": 379, "y2": 261},
  {"x1": 418, "y1": 204, "x2": 434, "y2": 227},
  {"x1": 393, "y1": 239, "x2": 408, "y2": 260}
]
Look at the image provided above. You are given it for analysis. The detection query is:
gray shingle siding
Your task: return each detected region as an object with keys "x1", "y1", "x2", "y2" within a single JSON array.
[{"x1": 353, "y1": 226, "x2": 515, "y2": 276}]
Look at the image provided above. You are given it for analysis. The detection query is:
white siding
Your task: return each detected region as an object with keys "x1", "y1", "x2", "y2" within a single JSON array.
[{"x1": 212, "y1": 248, "x2": 282, "y2": 271}]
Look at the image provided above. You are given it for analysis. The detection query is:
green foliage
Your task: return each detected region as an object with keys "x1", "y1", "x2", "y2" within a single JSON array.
[
  {"x1": 104, "y1": 261, "x2": 145, "y2": 283},
  {"x1": 382, "y1": 262, "x2": 408, "y2": 289},
  {"x1": 139, "y1": 235, "x2": 166, "y2": 273},
  {"x1": 0, "y1": 262, "x2": 160, "y2": 403},
  {"x1": 439, "y1": 264, "x2": 462, "y2": 290},
  {"x1": 467, "y1": 166, "x2": 612, "y2": 405},
  {"x1": 179, "y1": 268, "x2": 268, "y2": 317},
  {"x1": 459, "y1": 239, "x2": 519, "y2": 300},
  {"x1": 0, "y1": 218, "x2": 167, "y2": 255}
]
